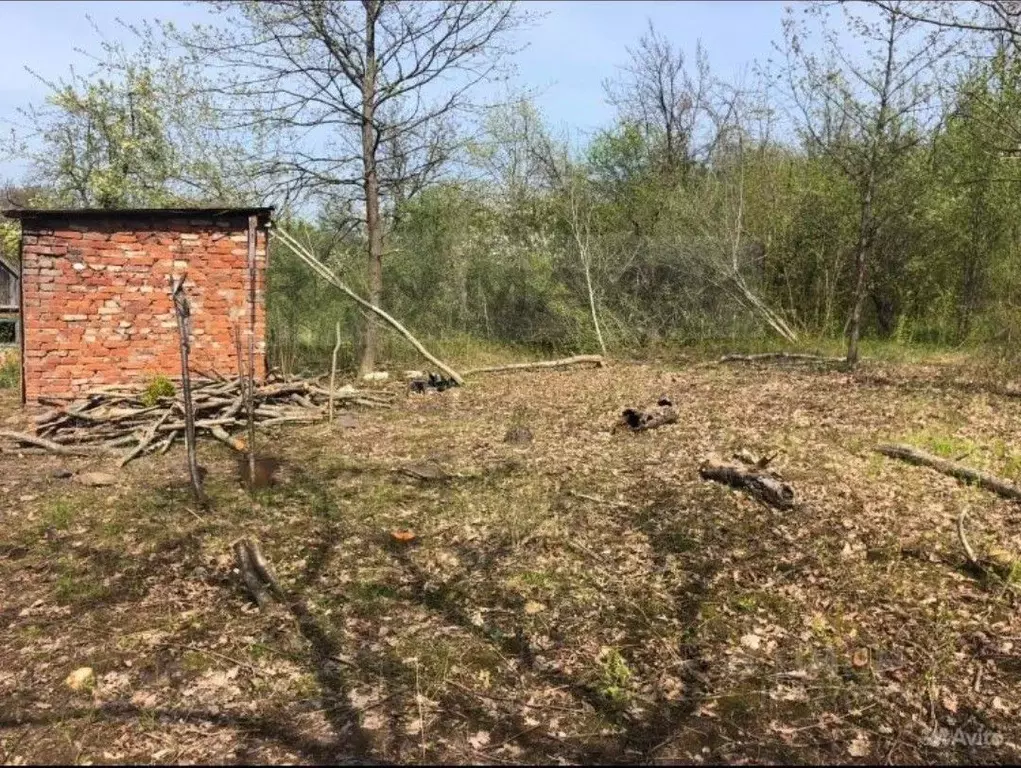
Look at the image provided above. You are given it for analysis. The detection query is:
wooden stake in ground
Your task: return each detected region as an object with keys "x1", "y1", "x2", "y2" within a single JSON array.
[
  {"x1": 170, "y1": 276, "x2": 206, "y2": 506},
  {"x1": 329, "y1": 321, "x2": 342, "y2": 423},
  {"x1": 271, "y1": 225, "x2": 464, "y2": 386},
  {"x1": 875, "y1": 443, "x2": 1021, "y2": 502}
]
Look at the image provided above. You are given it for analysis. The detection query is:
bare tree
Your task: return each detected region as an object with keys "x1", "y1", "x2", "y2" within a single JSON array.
[
  {"x1": 782, "y1": 1, "x2": 957, "y2": 366},
  {"x1": 164, "y1": 1, "x2": 530, "y2": 374},
  {"x1": 603, "y1": 20, "x2": 725, "y2": 174},
  {"x1": 870, "y1": 1, "x2": 1021, "y2": 54}
]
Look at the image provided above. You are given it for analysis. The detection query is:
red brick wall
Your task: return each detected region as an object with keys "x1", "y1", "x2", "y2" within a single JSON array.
[{"x1": 20, "y1": 214, "x2": 267, "y2": 401}]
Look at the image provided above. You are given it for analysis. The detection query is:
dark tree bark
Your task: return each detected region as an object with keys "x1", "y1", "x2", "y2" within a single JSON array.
[{"x1": 360, "y1": 0, "x2": 384, "y2": 375}]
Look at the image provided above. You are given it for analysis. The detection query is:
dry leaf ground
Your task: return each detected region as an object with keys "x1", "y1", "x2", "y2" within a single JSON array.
[{"x1": 2, "y1": 355, "x2": 1021, "y2": 764}]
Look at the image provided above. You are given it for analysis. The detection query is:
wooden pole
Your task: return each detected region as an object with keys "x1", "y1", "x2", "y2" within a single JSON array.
[
  {"x1": 246, "y1": 215, "x2": 258, "y2": 483},
  {"x1": 329, "y1": 321, "x2": 341, "y2": 423},
  {"x1": 170, "y1": 275, "x2": 205, "y2": 506}
]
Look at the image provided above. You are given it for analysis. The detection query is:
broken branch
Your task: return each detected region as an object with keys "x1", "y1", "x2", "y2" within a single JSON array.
[
  {"x1": 272, "y1": 225, "x2": 464, "y2": 385},
  {"x1": 463, "y1": 355, "x2": 606, "y2": 376},
  {"x1": 699, "y1": 458, "x2": 795, "y2": 509},
  {"x1": 875, "y1": 443, "x2": 1021, "y2": 502}
]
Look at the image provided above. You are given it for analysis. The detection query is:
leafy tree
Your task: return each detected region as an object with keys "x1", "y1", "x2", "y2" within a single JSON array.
[
  {"x1": 5, "y1": 24, "x2": 267, "y2": 209},
  {"x1": 782, "y1": 0, "x2": 958, "y2": 364}
]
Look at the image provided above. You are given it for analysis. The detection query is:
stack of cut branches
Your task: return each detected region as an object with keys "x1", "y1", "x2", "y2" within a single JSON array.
[{"x1": 0, "y1": 375, "x2": 393, "y2": 464}]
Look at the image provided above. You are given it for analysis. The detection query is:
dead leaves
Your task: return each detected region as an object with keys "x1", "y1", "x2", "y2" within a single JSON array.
[
  {"x1": 847, "y1": 732, "x2": 871, "y2": 757},
  {"x1": 6, "y1": 361, "x2": 1021, "y2": 764}
]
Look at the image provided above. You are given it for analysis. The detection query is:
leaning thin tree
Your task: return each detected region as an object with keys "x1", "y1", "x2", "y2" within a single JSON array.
[{"x1": 272, "y1": 224, "x2": 464, "y2": 385}]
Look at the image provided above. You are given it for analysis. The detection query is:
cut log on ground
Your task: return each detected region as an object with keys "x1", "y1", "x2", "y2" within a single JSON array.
[
  {"x1": 613, "y1": 399, "x2": 678, "y2": 433},
  {"x1": 233, "y1": 537, "x2": 285, "y2": 608},
  {"x1": 699, "y1": 458, "x2": 795, "y2": 509},
  {"x1": 0, "y1": 375, "x2": 393, "y2": 464},
  {"x1": 246, "y1": 538, "x2": 283, "y2": 597},
  {"x1": 463, "y1": 355, "x2": 606, "y2": 376},
  {"x1": 875, "y1": 443, "x2": 1021, "y2": 502},
  {"x1": 408, "y1": 372, "x2": 460, "y2": 393},
  {"x1": 233, "y1": 538, "x2": 271, "y2": 609},
  {"x1": 718, "y1": 352, "x2": 845, "y2": 365},
  {"x1": 0, "y1": 429, "x2": 105, "y2": 456}
]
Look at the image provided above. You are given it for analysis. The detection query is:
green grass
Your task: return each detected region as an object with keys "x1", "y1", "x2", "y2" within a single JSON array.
[
  {"x1": 0, "y1": 352, "x2": 18, "y2": 389},
  {"x1": 54, "y1": 565, "x2": 111, "y2": 606},
  {"x1": 919, "y1": 433, "x2": 977, "y2": 460},
  {"x1": 41, "y1": 499, "x2": 74, "y2": 531}
]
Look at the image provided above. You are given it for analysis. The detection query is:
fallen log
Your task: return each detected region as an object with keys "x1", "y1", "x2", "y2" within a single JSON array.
[
  {"x1": 613, "y1": 401, "x2": 679, "y2": 433},
  {"x1": 875, "y1": 443, "x2": 1021, "y2": 502},
  {"x1": 463, "y1": 355, "x2": 606, "y2": 376},
  {"x1": 233, "y1": 538, "x2": 271, "y2": 609},
  {"x1": 0, "y1": 429, "x2": 106, "y2": 457},
  {"x1": 699, "y1": 458, "x2": 795, "y2": 509},
  {"x1": 718, "y1": 352, "x2": 845, "y2": 365}
]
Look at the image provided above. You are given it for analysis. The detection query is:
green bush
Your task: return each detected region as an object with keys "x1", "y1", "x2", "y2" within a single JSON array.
[{"x1": 141, "y1": 375, "x2": 175, "y2": 406}]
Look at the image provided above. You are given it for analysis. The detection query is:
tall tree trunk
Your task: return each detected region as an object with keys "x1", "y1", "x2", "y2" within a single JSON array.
[
  {"x1": 359, "y1": 0, "x2": 383, "y2": 376},
  {"x1": 846, "y1": 176, "x2": 873, "y2": 367},
  {"x1": 846, "y1": 11, "x2": 896, "y2": 368}
]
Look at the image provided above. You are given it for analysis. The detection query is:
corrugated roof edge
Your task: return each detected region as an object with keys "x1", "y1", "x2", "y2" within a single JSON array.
[{"x1": 0, "y1": 206, "x2": 274, "y2": 220}]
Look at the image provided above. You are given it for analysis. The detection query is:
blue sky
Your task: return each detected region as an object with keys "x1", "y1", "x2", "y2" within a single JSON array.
[{"x1": 0, "y1": 0, "x2": 793, "y2": 183}]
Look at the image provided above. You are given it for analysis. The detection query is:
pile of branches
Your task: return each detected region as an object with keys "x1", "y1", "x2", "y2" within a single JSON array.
[{"x1": 0, "y1": 375, "x2": 393, "y2": 465}]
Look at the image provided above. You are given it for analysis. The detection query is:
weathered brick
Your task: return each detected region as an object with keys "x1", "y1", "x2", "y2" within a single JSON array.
[{"x1": 20, "y1": 216, "x2": 268, "y2": 399}]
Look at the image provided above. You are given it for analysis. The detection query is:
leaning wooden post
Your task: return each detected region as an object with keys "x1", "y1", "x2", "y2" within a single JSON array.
[
  {"x1": 246, "y1": 215, "x2": 258, "y2": 484},
  {"x1": 169, "y1": 275, "x2": 205, "y2": 506},
  {"x1": 329, "y1": 321, "x2": 341, "y2": 423}
]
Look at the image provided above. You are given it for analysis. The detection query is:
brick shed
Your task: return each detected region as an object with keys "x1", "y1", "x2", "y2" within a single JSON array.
[{"x1": 3, "y1": 207, "x2": 272, "y2": 402}]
